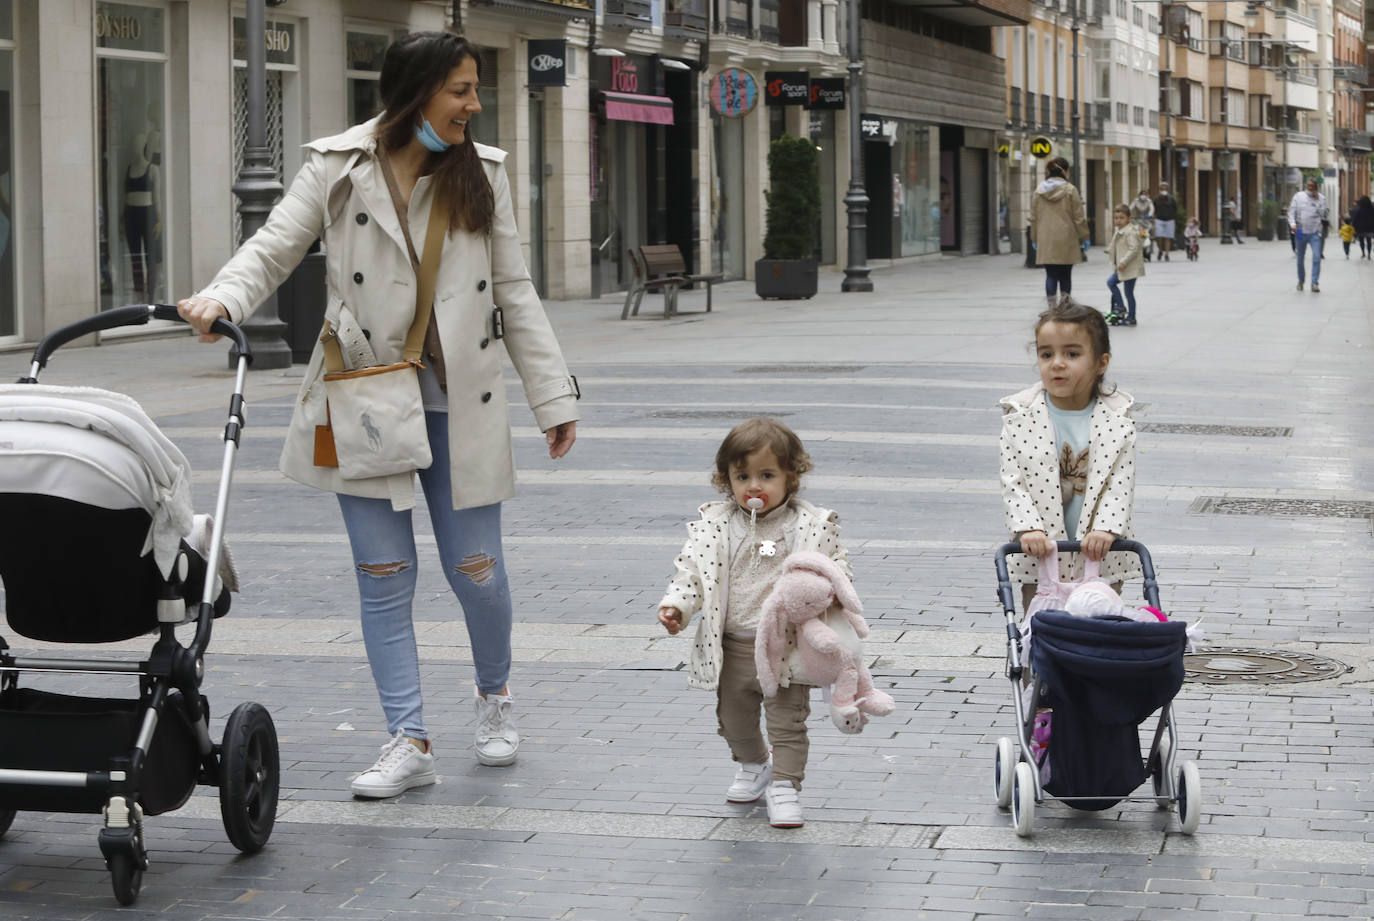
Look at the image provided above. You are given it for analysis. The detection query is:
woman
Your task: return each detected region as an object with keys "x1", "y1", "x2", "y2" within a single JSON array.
[
  {"x1": 1351, "y1": 194, "x2": 1374, "y2": 260},
  {"x1": 1029, "y1": 156, "x2": 1090, "y2": 300},
  {"x1": 179, "y1": 32, "x2": 579, "y2": 797}
]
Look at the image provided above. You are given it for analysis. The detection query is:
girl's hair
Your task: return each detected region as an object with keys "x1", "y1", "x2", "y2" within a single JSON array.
[
  {"x1": 375, "y1": 31, "x2": 495, "y2": 236},
  {"x1": 1046, "y1": 156, "x2": 1070, "y2": 179},
  {"x1": 1113, "y1": 203, "x2": 1130, "y2": 217},
  {"x1": 712, "y1": 418, "x2": 813, "y2": 497},
  {"x1": 1035, "y1": 295, "x2": 1115, "y2": 400}
]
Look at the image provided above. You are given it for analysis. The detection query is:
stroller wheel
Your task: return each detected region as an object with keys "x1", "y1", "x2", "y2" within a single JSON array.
[
  {"x1": 219, "y1": 702, "x2": 280, "y2": 854},
  {"x1": 1176, "y1": 761, "x2": 1201, "y2": 835},
  {"x1": 993, "y1": 738, "x2": 1015, "y2": 808},
  {"x1": 108, "y1": 848, "x2": 143, "y2": 906},
  {"x1": 0, "y1": 808, "x2": 14, "y2": 839},
  {"x1": 1011, "y1": 761, "x2": 1036, "y2": 837}
]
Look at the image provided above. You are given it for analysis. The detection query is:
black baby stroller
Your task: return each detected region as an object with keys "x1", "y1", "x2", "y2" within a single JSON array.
[
  {"x1": 990, "y1": 540, "x2": 1200, "y2": 837},
  {"x1": 0, "y1": 305, "x2": 279, "y2": 904}
]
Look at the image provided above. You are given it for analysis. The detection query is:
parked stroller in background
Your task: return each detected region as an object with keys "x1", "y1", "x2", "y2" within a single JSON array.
[
  {"x1": 0, "y1": 305, "x2": 278, "y2": 905},
  {"x1": 990, "y1": 540, "x2": 1200, "y2": 837}
]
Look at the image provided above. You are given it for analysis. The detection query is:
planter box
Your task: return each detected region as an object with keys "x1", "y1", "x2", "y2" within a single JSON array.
[{"x1": 755, "y1": 259, "x2": 817, "y2": 300}]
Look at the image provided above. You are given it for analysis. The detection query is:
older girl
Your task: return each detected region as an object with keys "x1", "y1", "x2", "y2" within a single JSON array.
[
  {"x1": 1105, "y1": 204, "x2": 1144, "y2": 327},
  {"x1": 179, "y1": 32, "x2": 579, "y2": 796}
]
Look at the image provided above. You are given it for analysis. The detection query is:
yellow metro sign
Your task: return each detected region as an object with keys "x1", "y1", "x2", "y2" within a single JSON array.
[{"x1": 1030, "y1": 137, "x2": 1053, "y2": 159}]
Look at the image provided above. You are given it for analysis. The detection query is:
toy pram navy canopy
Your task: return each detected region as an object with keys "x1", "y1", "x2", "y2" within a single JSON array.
[
  {"x1": 1029, "y1": 610, "x2": 1188, "y2": 808},
  {"x1": 0, "y1": 383, "x2": 226, "y2": 643}
]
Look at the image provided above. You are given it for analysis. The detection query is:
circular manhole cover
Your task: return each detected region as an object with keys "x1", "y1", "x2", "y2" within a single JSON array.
[{"x1": 1184, "y1": 648, "x2": 1349, "y2": 684}]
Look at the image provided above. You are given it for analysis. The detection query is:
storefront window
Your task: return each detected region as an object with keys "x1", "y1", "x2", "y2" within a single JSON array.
[
  {"x1": 897, "y1": 123, "x2": 940, "y2": 256},
  {"x1": 809, "y1": 112, "x2": 836, "y2": 265},
  {"x1": 346, "y1": 28, "x2": 390, "y2": 126},
  {"x1": 711, "y1": 114, "x2": 746, "y2": 279},
  {"x1": 0, "y1": 0, "x2": 14, "y2": 338},
  {"x1": 95, "y1": 1, "x2": 168, "y2": 310}
]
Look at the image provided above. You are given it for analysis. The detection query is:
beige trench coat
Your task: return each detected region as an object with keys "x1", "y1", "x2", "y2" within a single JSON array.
[
  {"x1": 1029, "y1": 179, "x2": 1091, "y2": 266},
  {"x1": 198, "y1": 118, "x2": 579, "y2": 511},
  {"x1": 1107, "y1": 224, "x2": 1146, "y2": 281},
  {"x1": 998, "y1": 383, "x2": 1141, "y2": 585}
]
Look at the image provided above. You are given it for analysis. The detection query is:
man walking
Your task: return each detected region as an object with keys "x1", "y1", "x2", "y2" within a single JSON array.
[
  {"x1": 1152, "y1": 182, "x2": 1179, "y2": 261},
  {"x1": 1288, "y1": 178, "x2": 1328, "y2": 293},
  {"x1": 1225, "y1": 196, "x2": 1245, "y2": 244}
]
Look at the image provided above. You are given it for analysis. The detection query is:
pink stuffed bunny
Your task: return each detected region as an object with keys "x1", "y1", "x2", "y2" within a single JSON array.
[{"x1": 755, "y1": 551, "x2": 895, "y2": 733}]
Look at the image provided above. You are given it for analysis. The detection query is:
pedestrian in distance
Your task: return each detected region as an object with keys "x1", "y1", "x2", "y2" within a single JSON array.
[
  {"x1": 1339, "y1": 215, "x2": 1355, "y2": 259},
  {"x1": 1129, "y1": 190, "x2": 1153, "y2": 262},
  {"x1": 1288, "y1": 178, "x2": 1329, "y2": 292},
  {"x1": 1225, "y1": 196, "x2": 1244, "y2": 244},
  {"x1": 177, "y1": 32, "x2": 581, "y2": 797},
  {"x1": 999, "y1": 297, "x2": 1141, "y2": 613},
  {"x1": 1151, "y1": 182, "x2": 1179, "y2": 261},
  {"x1": 1029, "y1": 156, "x2": 1091, "y2": 300},
  {"x1": 1183, "y1": 216, "x2": 1202, "y2": 261},
  {"x1": 1351, "y1": 195, "x2": 1374, "y2": 260},
  {"x1": 1105, "y1": 205, "x2": 1144, "y2": 327},
  {"x1": 657, "y1": 418, "x2": 853, "y2": 829}
]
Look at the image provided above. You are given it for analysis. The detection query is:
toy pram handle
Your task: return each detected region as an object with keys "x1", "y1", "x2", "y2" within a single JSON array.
[
  {"x1": 20, "y1": 304, "x2": 251, "y2": 381},
  {"x1": 994, "y1": 540, "x2": 1162, "y2": 618}
]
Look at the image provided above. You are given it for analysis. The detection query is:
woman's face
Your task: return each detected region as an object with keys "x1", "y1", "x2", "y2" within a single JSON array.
[{"x1": 418, "y1": 58, "x2": 482, "y2": 147}]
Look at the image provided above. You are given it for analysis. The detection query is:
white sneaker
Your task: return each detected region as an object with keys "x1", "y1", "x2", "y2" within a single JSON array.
[
  {"x1": 351, "y1": 733, "x2": 436, "y2": 798},
  {"x1": 725, "y1": 757, "x2": 773, "y2": 803},
  {"x1": 764, "y1": 781, "x2": 804, "y2": 828},
  {"x1": 474, "y1": 690, "x2": 519, "y2": 766}
]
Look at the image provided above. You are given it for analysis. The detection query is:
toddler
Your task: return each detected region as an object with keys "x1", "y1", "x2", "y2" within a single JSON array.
[
  {"x1": 999, "y1": 296, "x2": 1141, "y2": 613},
  {"x1": 1339, "y1": 217, "x2": 1355, "y2": 258},
  {"x1": 658, "y1": 418, "x2": 850, "y2": 829},
  {"x1": 1183, "y1": 217, "x2": 1201, "y2": 261},
  {"x1": 1105, "y1": 204, "x2": 1144, "y2": 327}
]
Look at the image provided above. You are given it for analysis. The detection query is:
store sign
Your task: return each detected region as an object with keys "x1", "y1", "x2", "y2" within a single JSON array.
[
  {"x1": 1029, "y1": 136, "x2": 1052, "y2": 159},
  {"x1": 232, "y1": 16, "x2": 297, "y2": 66},
  {"x1": 764, "y1": 71, "x2": 809, "y2": 106},
  {"x1": 805, "y1": 78, "x2": 845, "y2": 110},
  {"x1": 860, "y1": 113, "x2": 897, "y2": 143},
  {"x1": 710, "y1": 68, "x2": 758, "y2": 119},
  {"x1": 998, "y1": 143, "x2": 1011, "y2": 158},
  {"x1": 95, "y1": 2, "x2": 164, "y2": 53},
  {"x1": 609, "y1": 56, "x2": 640, "y2": 93},
  {"x1": 528, "y1": 39, "x2": 567, "y2": 87}
]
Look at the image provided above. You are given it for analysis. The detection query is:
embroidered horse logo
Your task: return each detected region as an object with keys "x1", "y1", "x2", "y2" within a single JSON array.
[{"x1": 360, "y1": 412, "x2": 383, "y2": 452}]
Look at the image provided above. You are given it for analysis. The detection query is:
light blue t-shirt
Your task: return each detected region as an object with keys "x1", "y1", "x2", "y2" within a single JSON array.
[{"x1": 1045, "y1": 399, "x2": 1094, "y2": 538}]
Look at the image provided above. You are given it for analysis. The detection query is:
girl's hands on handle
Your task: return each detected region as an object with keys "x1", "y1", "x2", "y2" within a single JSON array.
[
  {"x1": 1019, "y1": 530, "x2": 1055, "y2": 558},
  {"x1": 658, "y1": 606, "x2": 684, "y2": 635},
  {"x1": 1081, "y1": 529, "x2": 1117, "y2": 561},
  {"x1": 177, "y1": 296, "x2": 230, "y2": 343},
  {"x1": 545, "y1": 421, "x2": 577, "y2": 459}
]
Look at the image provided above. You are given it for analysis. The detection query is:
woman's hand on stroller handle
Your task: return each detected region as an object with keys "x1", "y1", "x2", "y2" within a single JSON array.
[{"x1": 178, "y1": 297, "x2": 231, "y2": 343}]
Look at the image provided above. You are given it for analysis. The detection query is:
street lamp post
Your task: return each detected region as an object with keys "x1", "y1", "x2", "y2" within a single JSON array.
[
  {"x1": 1071, "y1": 0, "x2": 1081, "y2": 188},
  {"x1": 230, "y1": 0, "x2": 291, "y2": 369},
  {"x1": 841, "y1": 0, "x2": 873, "y2": 292}
]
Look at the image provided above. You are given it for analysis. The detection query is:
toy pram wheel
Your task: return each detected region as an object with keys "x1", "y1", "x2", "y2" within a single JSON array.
[
  {"x1": 219, "y1": 702, "x2": 280, "y2": 854},
  {"x1": 1011, "y1": 761, "x2": 1036, "y2": 837},
  {"x1": 1152, "y1": 734, "x2": 1173, "y2": 808},
  {"x1": 0, "y1": 808, "x2": 14, "y2": 839},
  {"x1": 108, "y1": 849, "x2": 143, "y2": 906},
  {"x1": 1176, "y1": 761, "x2": 1201, "y2": 835},
  {"x1": 993, "y1": 738, "x2": 1015, "y2": 808}
]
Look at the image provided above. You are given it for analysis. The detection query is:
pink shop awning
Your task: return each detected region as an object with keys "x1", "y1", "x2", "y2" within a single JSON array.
[{"x1": 603, "y1": 91, "x2": 675, "y2": 125}]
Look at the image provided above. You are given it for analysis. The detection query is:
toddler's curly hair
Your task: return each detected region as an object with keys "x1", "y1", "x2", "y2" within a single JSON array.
[{"x1": 711, "y1": 417, "x2": 813, "y2": 498}]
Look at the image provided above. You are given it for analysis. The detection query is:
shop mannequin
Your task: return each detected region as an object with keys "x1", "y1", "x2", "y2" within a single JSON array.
[{"x1": 123, "y1": 132, "x2": 160, "y2": 300}]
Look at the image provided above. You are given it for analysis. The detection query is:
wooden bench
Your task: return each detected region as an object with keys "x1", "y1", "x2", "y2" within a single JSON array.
[{"x1": 620, "y1": 244, "x2": 725, "y2": 319}]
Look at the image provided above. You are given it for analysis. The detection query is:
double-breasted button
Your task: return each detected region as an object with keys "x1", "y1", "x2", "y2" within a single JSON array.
[
  {"x1": 479, "y1": 338, "x2": 490, "y2": 349},
  {"x1": 477, "y1": 279, "x2": 487, "y2": 292},
  {"x1": 355, "y1": 212, "x2": 368, "y2": 225},
  {"x1": 481, "y1": 392, "x2": 492, "y2": 403},
  {"x1": 353, "y1": 272, "x2": 364, "y2": 284}
]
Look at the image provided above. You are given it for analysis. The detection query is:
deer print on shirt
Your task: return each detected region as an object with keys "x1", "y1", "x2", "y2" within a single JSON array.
[{"x1": 1059, "y1": 442, "x2": 1089, "y2": 504}]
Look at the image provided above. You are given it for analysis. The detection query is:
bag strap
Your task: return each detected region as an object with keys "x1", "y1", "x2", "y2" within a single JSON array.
[{"x1": 321, "y1": 155, "x2": 446, "y2": 372}]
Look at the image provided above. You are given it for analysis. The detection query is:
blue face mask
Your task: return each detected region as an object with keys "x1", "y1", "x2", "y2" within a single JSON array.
[{"x1": 415, "y1": 117, "x2": 452, "y2": 153}]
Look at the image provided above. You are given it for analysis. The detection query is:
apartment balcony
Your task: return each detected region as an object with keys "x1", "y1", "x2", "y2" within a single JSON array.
[
  {"x1": 470, "y1": 0, "x2": 593, "y2": 18},
  {"x1": 1333, "y1": 63, "x2": 1369, "y2": 84},
  {"x1": 1208, "y1": 56, "x2": 1250, "y2": 90},
  {"x1": 1249, "y1": 67, "x2": 1277, "y2": 97},
  {"x1": 1170, "y1": 45, "x2": 1209, "y2": 84},
  {"x1": 664, "y1": 0, "x2": 708, "y2": 36},
  {"x1": 1171, "y1": 118, "x2": 1210, "y2": 147},
  {"x1": 1336, "y1": 127, "x2": 1374, "y2": 152},
  {"x1": 1280, "y1": 71, "x2": 1319, "y2": 111},
  {"x1": 895, "y1": 0, "x2": 1030, "y2": 27},
  {"x1": 1273, "y1": 7, "x2": 1318, "y2": 51},
  {"x1": 604, "y1": 0, "x2": 652, "y2": 27},
  {"x1": 1277, "y1": 132, "x2": 1319, "y2": 167}
]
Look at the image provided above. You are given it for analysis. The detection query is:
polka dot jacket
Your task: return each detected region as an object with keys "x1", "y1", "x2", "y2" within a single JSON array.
[
  {"x1": 998, "y1": 382, "x2": 1142, "y2": 585},
  {"x1": 658, "y1": 497, "x2": 852, "y2": 692}
]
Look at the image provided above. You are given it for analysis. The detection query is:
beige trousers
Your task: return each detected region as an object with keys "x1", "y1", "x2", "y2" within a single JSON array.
[{"x1": 717, "y1": 633, "x2": 811, "y2": 789}]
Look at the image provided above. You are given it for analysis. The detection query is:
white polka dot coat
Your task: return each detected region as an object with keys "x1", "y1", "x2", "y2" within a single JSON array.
[
  {"x1": 658, "y1": 497, "x2": 852, "y2": 692},
  {"x1": 998, "y1": 382, "x2": 1142, "y2": 585}
]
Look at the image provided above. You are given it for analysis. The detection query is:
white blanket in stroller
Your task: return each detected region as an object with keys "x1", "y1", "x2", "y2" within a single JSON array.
[{"x1": 0, "y1": 384, "x2": 193, "y2": 580}]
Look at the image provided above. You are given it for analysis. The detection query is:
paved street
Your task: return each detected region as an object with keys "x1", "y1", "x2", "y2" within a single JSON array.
[{"x1": 1, "y1": 235, "x2": 1372, "y2": 920}]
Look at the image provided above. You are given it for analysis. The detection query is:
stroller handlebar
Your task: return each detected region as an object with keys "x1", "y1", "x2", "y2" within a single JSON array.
[
  {"x1": 22, "y1": 305, "x2": 252, "y2": 379},
  {"x1": 994, "y1": 539, "x2": 1162, "y2": 613}
]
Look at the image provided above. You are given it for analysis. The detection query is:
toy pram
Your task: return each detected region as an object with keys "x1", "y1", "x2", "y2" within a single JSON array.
[
  {"x1": 0, "y1": 305, "x2": 279, "y2": 904},
  {"x1": 990, "y1": 539, "x2": 1201, "y2": 837}
]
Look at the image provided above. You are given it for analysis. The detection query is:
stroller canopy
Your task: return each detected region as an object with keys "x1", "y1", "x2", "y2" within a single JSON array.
[{"x1": 0, "y1": 384, "x2": 193, "y2": 580}]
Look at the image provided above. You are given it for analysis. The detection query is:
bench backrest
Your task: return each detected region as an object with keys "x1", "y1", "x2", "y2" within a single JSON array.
[{"x1": 639, "y1": 244, "x2": 687, "y2": 278}]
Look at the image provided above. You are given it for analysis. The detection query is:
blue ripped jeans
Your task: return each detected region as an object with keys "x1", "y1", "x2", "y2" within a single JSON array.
[{"x1": 337, "y1": 412, "x2": 513, "y2": 741}]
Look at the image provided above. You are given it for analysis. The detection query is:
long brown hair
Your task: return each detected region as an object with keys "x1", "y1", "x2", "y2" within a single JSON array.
[{"x1": 375, "y1": 32, "x2": 494, "y2": 236}]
